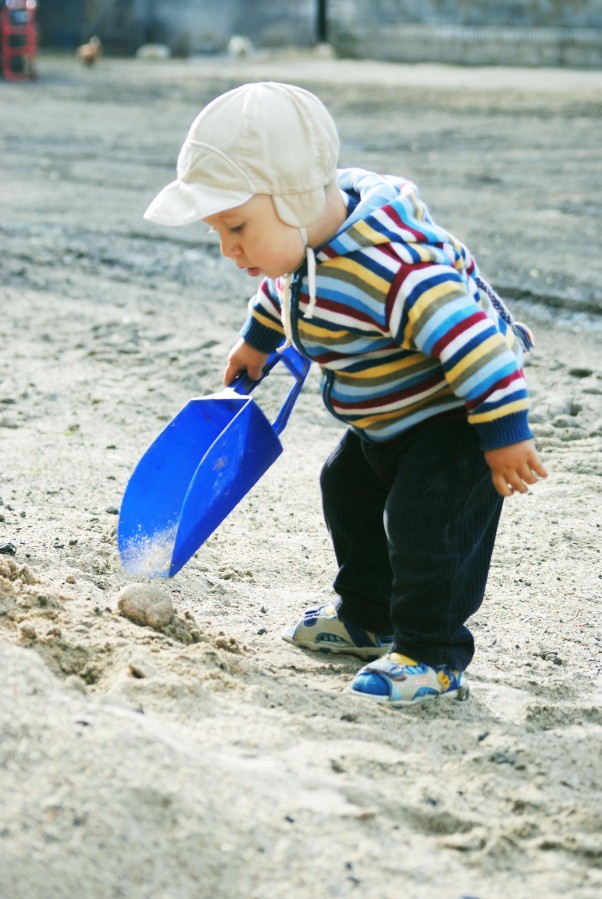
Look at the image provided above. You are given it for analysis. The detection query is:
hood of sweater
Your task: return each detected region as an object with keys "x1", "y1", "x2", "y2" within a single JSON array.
[
  {"x1": 277, "y1": 166, "x2": 530, "y2": 359},
  {"x1": 277, "y1": 166, "x2": 478, "y2": 349},
  {"x1": 308, "y1": 167, "x2": 479, "y2": 302}
]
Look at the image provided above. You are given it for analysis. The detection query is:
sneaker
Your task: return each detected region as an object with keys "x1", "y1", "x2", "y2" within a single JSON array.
[
  {"x1": 281, "y1": 604, "x2": 394, "y2": 660},
  {"x1": 348, "y1": 652, "x2": 469, "y2": 706}
]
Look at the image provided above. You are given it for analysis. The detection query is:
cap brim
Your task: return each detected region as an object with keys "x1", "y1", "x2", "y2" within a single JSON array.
[{"x1": 143, "y1": 179, "x2": 253, "y2": 227}]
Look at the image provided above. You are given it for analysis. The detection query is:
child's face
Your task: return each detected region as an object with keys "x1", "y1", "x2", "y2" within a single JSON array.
[{"x1": 204, "y1": 194, "x2": 305, "y2": 280}]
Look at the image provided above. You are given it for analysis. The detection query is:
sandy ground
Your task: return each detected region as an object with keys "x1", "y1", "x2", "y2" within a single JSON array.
[{"x1": 1, "y1": 52, "x2": 602, "y2": 898}]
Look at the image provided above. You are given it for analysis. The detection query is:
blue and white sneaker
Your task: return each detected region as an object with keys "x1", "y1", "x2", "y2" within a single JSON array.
[
  {"x1": 348, "y1": 652, "x2": 469, "y2": 706},
  {"x1": 282, "y1": 604, "x2": 393, "y2": 660}
]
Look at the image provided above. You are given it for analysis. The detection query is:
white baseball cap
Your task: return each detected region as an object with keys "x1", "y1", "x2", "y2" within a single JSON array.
[{"x1": 144, "y1": 81, "x2": 340, "y2": 229}]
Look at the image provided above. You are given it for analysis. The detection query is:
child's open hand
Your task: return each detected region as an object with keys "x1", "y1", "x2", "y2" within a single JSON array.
[
  {"x1": 224, "y1": 338, "x2": 270, "y2": 385},
  {"x1": 484, "y1": 439, "x2": 548, "y2": 497}
]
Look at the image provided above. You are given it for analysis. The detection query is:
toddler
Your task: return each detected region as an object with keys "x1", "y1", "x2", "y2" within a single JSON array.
[{"x1": 144, "y1": 82, "x2": 547, "y2": 705}]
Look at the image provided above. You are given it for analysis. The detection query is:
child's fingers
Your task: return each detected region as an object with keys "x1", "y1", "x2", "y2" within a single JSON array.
[
  {"x1": 223, "y1": 360, "x2": 241, "y2": 385},
  {"x1": 486, "y1": 441, "x2": 548, "y2": 497},
  {"x1": 506, "y1": 474, "x2": 529, "y2": 495},
  {"x1": 528, "y1": 456, "x2": 549, "y2": 480},
  {"x1": 517, "y1": 464, "x2": 542, "y2": 486},
  {"x1": 224, "y1": 343, "x2": 270, "y2": 384},
  {"x1": 491, "y1": 472, "x2": 515, "y2": 497},
  {"x1": 492, "y1": 464, "x2": 545, "y2": 497},
  {"x1": 245, "y1": 361, "x2": 267, "y2": 381}
]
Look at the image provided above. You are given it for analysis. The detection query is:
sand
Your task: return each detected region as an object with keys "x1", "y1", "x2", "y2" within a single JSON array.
[{"x1": 1, "y1": 52, "x2": 601, "y2": 898}]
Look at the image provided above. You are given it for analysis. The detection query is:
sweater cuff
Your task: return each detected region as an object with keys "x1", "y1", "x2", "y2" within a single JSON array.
[
  {"x1": 240, "y1": 317, "x2": 285, "y2": 354},
  {"x1": 473, "y1": 410, "x2": 533, "y2": 451}
]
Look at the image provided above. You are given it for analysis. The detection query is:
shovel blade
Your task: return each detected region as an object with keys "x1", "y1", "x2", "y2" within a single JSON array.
[{"x1": 118, "y1": 394, "x2": 281, "y2": 577}]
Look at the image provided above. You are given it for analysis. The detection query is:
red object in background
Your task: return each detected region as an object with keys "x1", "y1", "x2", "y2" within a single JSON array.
[{"x1": 1, "y1": 0, "x2": 37, "y2": 81}]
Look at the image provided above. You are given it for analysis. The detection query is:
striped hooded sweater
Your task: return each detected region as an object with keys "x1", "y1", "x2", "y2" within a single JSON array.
[{"x1": 241, "y1": 167, "x2": 533, "y2": 451}]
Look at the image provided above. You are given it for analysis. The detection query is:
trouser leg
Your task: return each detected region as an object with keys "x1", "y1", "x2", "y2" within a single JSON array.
[
  {"x1": 366, "y1": 417, "x2": 504, "y2": 671},
  {"x1": 320, "y1": 430, "x2": 393, "y2": 634}
]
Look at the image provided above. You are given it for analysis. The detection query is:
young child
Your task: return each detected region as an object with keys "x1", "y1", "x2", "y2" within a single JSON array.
[{"x1": 144, "y1": 81, "x2": 548, "y2": 706}]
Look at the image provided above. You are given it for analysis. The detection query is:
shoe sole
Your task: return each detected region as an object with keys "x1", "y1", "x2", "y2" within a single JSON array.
[
  {"x1": 281, "y1": 632, "x2": 392, "y2": 660},
  {"x1": 346, "y1": 683, "x2": 470, "y2": 706}
]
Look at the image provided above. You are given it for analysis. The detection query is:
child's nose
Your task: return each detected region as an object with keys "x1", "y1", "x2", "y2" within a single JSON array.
[{"x1": 220, "y1": 234, "x2": 242, "y2": 260}]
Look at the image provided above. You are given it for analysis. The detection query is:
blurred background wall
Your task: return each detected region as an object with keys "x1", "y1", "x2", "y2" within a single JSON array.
[{"x1": 35, "y1": 0, "x2": 602, "y2": 66}]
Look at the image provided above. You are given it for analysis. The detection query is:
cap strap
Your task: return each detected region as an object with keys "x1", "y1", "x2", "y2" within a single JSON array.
[
  {"x1": 305, "y1": 247, "x2": 317, "y2": 320},
  {"x1": 278, "y1": 274, "x2": 294, "y2": 351}
]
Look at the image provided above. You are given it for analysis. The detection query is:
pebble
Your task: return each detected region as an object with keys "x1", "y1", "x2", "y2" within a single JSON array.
[
  {"x1": 64, "y1": 674, "x2": 88, "y2": 694},
  {"x1": 19, "y1": 622, "x2": 37, "y2": 640},
  {"x1": 128, "y1": 657, "x2": 156, "y2": 679},
  {"x1": 0, "y1": 542, "x2": 16, "y2": 555},
  {"x1": 552, "y1": 414, "x2": 581, "y2": 429},
  {"x1": 116, "y1": 582, "x2": 174, "y2": 629}
]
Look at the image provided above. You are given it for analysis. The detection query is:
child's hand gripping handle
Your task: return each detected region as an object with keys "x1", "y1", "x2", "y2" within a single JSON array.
[{"x1": 230, "y1": 346, "x2": 311, "y2": 435}]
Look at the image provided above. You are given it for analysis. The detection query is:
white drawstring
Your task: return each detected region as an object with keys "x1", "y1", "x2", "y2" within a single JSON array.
[
  {"x1": 279, "y1": 273, "x2": 293, "y2": 350},
  {"x1": 305, "y1": 246, "x2": 317, "y2": 319},
  {"x1": 278, "y1": 230, "x2": 317, "y2": 351}
]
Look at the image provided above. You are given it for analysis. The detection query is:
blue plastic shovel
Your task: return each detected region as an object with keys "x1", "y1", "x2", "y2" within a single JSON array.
[{"x1": 117, "y1": 346, "x2": 311, "y2": 578}]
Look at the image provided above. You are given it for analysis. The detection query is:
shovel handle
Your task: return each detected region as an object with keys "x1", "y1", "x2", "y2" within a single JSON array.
[{"x1": 231, "y1": 346, "x2": 311, "y2": 436}]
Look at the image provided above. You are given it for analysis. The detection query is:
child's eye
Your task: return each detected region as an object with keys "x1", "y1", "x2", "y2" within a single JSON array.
[{"x1": 230, "y1": 224, "x2": 244, "y2": 234}]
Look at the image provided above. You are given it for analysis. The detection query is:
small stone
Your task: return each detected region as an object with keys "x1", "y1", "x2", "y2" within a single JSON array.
[
  {"x1": 0, "y1": 542, "x2": 17, "y2": 555},
  {"x1": 128, "y1": 657, "x2": 156, "y2": 679},
  {"x1": 117, "y1": 582, "x2": 174, "y2": 629},
  {"x1": 552, "y1": 414, "x2": 581, "y2": 429},
  {"x1": 64, "y1": 675, "x2": 87, "y2": 694},
  {"x1": 19, "y1": 622, "x2": 37, "y2": 640},
  {"x1": 490, "y1": 750, "x2": 518, "y2": 766}
]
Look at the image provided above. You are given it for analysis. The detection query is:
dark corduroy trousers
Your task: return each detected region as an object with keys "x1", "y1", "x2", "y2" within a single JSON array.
[{"x1": 320, "y1": 416, "x2": 504, "y2": 671}]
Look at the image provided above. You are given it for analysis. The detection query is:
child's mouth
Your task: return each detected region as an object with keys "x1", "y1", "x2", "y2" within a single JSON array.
[{"x1": 247, "y1": 267, "x2": 261, "y2": 277}]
